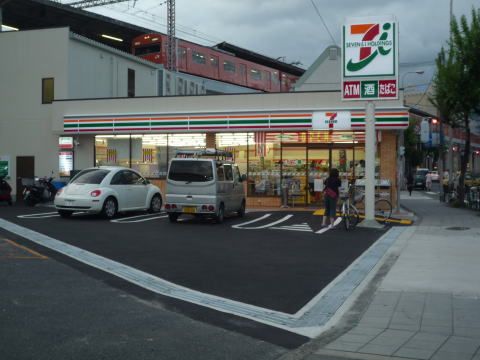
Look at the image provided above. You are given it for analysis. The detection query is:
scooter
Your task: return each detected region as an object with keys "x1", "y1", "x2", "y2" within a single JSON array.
[
  {"x1": 22, "y1": 176, "x2": 57, "y2": 206},
  {"x1": 0, "y1": 176, "x2": 13, "y2": 205}
]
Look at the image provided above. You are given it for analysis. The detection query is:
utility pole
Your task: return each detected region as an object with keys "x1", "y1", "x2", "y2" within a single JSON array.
[{"x1": 166, "y1": 0, "x2": 176, "y2": 71}]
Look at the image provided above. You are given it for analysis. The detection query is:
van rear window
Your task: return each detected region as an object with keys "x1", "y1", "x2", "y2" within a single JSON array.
[{"x1": 168, "y1": 161, "x2": 213, "y2": 182}]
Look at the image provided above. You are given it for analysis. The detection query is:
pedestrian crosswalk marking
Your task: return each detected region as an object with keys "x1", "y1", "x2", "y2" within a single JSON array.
[{"x1": 270, "y1": 222, "x2": 313, "y2": 232}]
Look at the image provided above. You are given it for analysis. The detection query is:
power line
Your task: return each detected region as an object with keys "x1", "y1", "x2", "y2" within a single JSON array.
[{"x1": 309, "y1": 0, "x2": 337, "y2": 45}]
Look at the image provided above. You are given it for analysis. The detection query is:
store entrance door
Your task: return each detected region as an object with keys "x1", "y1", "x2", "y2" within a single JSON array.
[{"x1": 307, "y1": 147, "x2": 330, "y2": 206}]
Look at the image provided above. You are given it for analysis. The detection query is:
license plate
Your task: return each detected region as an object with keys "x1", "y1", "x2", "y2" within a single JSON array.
[
  {"x1": 183, "y1": 206, "x2": 196, "y2": 214},
  {"x1": 65, "y1": 199, "x2": 74, "y2": 205}
]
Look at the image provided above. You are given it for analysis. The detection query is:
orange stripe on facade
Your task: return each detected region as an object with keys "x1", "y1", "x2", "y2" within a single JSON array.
[
  {"x1": 228, "y1": 114, "x2": 268, "y2": 119},
  {"x1": 350, "y1": 24, "x2": 374, "y2": 34},
  {"x1": 189, "y1": 115, "x2": 227, "y2": 120},
  {"x1": 150, "y1": 117, "x2": 189, "y2": 121}
]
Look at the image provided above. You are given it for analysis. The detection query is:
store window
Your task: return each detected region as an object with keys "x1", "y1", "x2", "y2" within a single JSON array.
[
  {"x1": 95, "y1": 135, "x2": 131, "y2": 167},
  {"x1": 216, "y1": 133, "x2": 248, "y2": 175},
  {"x1": 42, "y1": 77, "x2": 54, "y2": 104},
  {"x1": 248, "y1": 132, "x2": 281, "y2": 197}
]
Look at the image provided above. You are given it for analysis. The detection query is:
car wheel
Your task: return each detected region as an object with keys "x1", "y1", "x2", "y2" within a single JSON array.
[
  {"x1": 216, "y1": 204, "x2": 225, "y2": 224},
  {"x1": 101, "y1": 197, "x2": 117, "y2": 219},
  {"x1": 149, "y1": 194, "x2": 162, "y2": 213},
  {"x1": 168, "y1": 213, "x2": 179, "y2": 223},
  {"x1": 237, "y1": 200, "x2": 246, "y2": 218},
  {"x1": 58, "y1": 210, "x2": 73, "y2": 218}
]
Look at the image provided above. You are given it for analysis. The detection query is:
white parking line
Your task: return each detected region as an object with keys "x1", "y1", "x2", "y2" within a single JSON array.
[
  {"x1": 231, "y1": 213, "x2": 272, "y2": 228},
  {"x1": 233, "y1": 214, "x2": 293, "y2": 229},
  {"x1": 18, "y1": 212, "x2": 59, "y2": 219},
  {"x1": 111, "y1": 214, "x2": 168, "y2": 223}
]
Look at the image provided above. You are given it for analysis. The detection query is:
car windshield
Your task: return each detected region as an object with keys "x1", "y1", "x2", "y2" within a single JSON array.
[
  {"x1": 71, "y1": 169, "x2": 110, "y2": 184},
  {"x1": 168, "y1": 160, "x2": 213, "y2": 182}
]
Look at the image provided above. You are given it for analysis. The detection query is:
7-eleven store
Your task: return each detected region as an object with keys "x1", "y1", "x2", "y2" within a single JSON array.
[{"x1": 52, "y1": 91, "x2": 408, "y2": 208}]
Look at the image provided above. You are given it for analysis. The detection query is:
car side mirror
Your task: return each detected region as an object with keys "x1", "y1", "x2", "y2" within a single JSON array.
[{"x1": 144, "y1": 179, "x2": 150, "y2": 185}]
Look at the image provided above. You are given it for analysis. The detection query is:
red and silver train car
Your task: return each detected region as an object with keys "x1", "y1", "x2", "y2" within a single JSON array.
[{"x1": 132, "y1": 33, "x2": 300, "y2": 92}]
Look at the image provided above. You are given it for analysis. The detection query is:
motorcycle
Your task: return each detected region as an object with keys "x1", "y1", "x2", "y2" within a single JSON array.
[
  {"x1": 0, "y1": 176, "x2": 13, "y2": 206},
  {"x1": 21, "y1": 176, "x2": 57, "y2": 206}
]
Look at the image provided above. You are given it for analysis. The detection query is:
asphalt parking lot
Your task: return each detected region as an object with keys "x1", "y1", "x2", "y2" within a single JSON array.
[
  {"x1": 0, "y1": 202, "x2": 408, "y2": 360},
  {"x1": 0, "y1": 205, "x2": 385, "y2": 314}
]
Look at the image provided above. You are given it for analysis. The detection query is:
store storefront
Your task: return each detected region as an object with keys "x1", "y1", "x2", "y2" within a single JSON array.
[
  {"x1": 52, "y1": 92, "x2": 408, "y2": 208},
  {"x1": 88, "y1": 131, "x2": 373, "y2": 207}
]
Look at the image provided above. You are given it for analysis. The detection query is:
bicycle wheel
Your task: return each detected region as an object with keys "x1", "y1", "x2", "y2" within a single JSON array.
[
  {"x1": 343, "y1": 203, "x2": 359, "y2": 230},
  {"x1": 375, "y1": 198, "x2": 392, "y2": 224}
]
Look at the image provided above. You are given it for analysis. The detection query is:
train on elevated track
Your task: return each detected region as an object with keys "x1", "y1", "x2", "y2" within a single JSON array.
[{"x1": 132, "y1": 33, "x2": 302, "y2": 93}]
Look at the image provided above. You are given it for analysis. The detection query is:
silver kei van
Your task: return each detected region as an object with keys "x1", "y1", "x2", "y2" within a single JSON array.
[{"x1": 165, "y1": 153, "x2": 246, "y2": 223}]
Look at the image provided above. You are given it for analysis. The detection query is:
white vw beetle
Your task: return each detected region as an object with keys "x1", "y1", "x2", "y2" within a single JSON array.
[{"x1": 54, "y1": 166, "x2": 162, "y2": 219}]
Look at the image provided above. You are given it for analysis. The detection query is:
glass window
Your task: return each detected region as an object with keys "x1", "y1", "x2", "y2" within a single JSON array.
[
  {"x1": 210, "y1": 56, "x2": 218, "y2": 67},
  {"x1": 110, "y1": 171, "x2": 127, "y2": 185},
  {"x1": 135, "y1": 45, "x2": 161, "y2": 56},
  {"x1": 192, "y1": 51, "x2": 206, "y2": 64},
  {"x1": 223, "y1": 61, "x2": 235, "y2": 73},
  {"x1": 128, "y1": 68, "x2": 135, "y2": 97},
  {"x1": 224, "y1": 164, "x2": 233, "y2": 181},
  {"x1": 168, "y1": 160, "x2": 213, "y2": 182},
  {"x1": 272, "y1": 71, "x2": 279, "y2": 84},
  {"x1": 217, "y1": 165, "x2": 225, "y2": 181},
  {"x1": 234, "y1": 166, "x2": 241, "y2": 182},
  {"x1": 250, "y1": 68, "x2": 262, "y2": 81},
  {"x1": 177, "y1": 47, "x2": 186, "y2": 59},
  {"x1": 216, "y1": 133, "x2": 249, "y2": 175},
  {"x1": 248, "y1": 132, "x2": 281, "y2": 197},
  {"x1": 125, "y1": 170, "x2": 143, "y2": 185},
  {"x1": 42, "y1": 78, "x2": 54, "y2": 104},
  {"x1": 95, "y1": 135, "x2": 131, "y2": 167},
  {"x1": 168, "y1": 133, "x2": 206, "y2": 162},
  {"x1": 71, "y1": 169, "x2": 110, "y2": 184}
]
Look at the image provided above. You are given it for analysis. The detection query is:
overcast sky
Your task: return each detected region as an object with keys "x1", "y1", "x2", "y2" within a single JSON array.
[{"x1": 84, "y1": 0, "x2": 478, "y2": 70}]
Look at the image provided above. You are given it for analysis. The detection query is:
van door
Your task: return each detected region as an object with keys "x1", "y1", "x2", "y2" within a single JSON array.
[
  {"x1": 233, "y1": 165, "x2": 244, "y2": 209},
  {"x1": 223, "y1": 164, "x2": 234, "y2": 211}
]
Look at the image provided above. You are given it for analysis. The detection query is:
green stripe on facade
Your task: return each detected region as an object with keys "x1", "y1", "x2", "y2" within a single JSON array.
[
  {"x1": 150, "y1": 121, "x2": 189, "y2": 126},
  {"x1": 188, "y1": 120, "x2": 228, "y2": 126},
  {"x1": 114, "y1": 122, "x2": 151, "y2": 127},
  {"x1": 270, "y1": 119, "x2": 311, "y2": 124}
]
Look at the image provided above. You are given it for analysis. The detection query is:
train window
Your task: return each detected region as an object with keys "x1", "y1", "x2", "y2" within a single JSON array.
[
  {"x1": 272, "y1": 71, "x2": 280, "y2": 84},
  {"x1": 177, "y1": 47, "x2": 187, "y2": 59},
  {"x1": 250, "y1": 68, "x2": 262, "y2": 81},
  {"x1": 135, "y1": 45, "x2": 161, "y2": 56},
  {"x1": 210, "y1": 56, "x2": 218, "y2": 67},
  {"x1": 223, "y1": 61, "x2": 236, "y2": 73},
  {"x1": 192, "y1": 51, "x2": 206, "y2": 64}
]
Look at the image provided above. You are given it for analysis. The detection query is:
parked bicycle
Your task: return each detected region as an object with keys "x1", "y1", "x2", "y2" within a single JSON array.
[{"x1": 340, "y1": 182, "x2": 393, "y2": 230}]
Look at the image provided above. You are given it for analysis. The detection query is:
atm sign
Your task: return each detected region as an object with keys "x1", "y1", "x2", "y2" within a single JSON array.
[{"x1": 342, "y1": 79, "x2": 397, "y2": 100}]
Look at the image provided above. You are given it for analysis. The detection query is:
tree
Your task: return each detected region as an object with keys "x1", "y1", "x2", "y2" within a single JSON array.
[{"x1": 430, "y1": 7, "x2": 480, "y2": 205}]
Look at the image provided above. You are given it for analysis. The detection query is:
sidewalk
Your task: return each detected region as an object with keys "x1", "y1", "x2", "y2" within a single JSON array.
[{"x1": 305, "y1": 191, "x2": 480, "y2": 360}]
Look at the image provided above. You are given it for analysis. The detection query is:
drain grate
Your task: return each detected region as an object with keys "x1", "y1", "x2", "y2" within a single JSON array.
[{"x1": 446, "y1": 226, "x2": 470, "y2": 231}]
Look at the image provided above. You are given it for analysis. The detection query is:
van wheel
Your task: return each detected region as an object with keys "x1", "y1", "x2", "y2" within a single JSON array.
[
  {"x1": 58, "y1": 210, "x2": 73, "y2": 218},
  {"x1": 169, "y1": 213, "x2": 179, "y2": 223},
  {"x1": 101, "y1": 197, "x2": 117, "y2": 219},
  {"x1": 237, "y1": 200, "x2": 246, "y2": 218},
  {"x1": 216, "y1": 204, "x2": 225, "y2": 224}
]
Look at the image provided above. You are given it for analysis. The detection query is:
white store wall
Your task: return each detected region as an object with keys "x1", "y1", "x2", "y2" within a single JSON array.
[{"x1": 0, "y1": 27, "x2": 160, "y2": 197}]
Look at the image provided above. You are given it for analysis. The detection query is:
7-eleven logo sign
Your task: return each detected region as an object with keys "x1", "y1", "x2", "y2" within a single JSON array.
[
  {"x1": 343, "y1": 19, "x2": 396, "y2": 77},
  {"x1": 313, "y1": 111, "x2": 351, "y2": 130}
]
